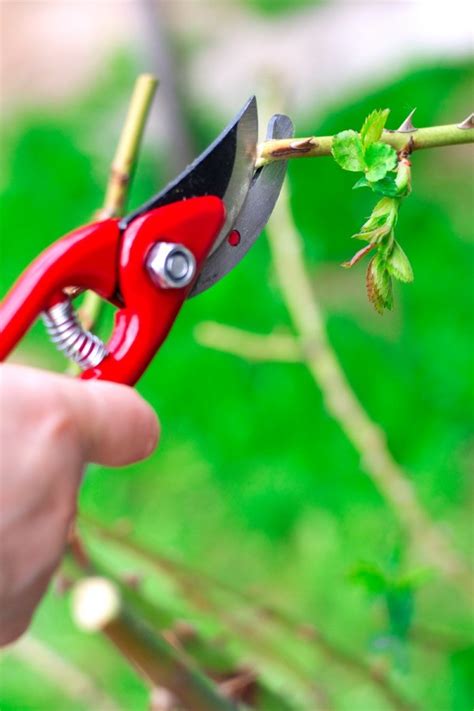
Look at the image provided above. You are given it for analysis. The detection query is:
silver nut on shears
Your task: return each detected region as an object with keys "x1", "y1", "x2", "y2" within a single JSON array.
[{"x1": 146, "y1": 242, "x2": 196, "y2": 289}]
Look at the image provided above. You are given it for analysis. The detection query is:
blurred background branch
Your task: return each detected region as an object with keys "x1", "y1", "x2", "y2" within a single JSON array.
[
  {"x1": 4, "y1": 635, "x2": 122, "y2": 711},
  {"x1": 81, "y1": 514, "x2": 422, "y2": 711},
  {"x1": 194, "y1": 323, "x2": 302, "y2": 363},
  {"x1": 71, "y1": 576, "x2": 238, "y2": 711}
]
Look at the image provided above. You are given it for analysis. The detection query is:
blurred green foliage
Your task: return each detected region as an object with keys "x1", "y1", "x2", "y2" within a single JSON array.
[
  {"x1": 0, "y1": 49, "x2": 473, "y2": 711},
  {"x1": 244, "y1": 0, "x2": 322, "y2": 16}
]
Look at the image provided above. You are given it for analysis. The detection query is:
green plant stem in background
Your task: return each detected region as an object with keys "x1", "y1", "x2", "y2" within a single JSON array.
[
  {"x1": 101, "y1": 74, "x2": 159, "y2": 219},
  {"x1": 257, "y1": 121, "x2": 474, "y2": 166},
  {"x1": 4, "y1": 635, "x2": 121, "y2": 711}
]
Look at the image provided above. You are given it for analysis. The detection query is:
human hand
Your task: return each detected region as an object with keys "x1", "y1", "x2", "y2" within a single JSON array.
[{"x1": 0, "y1": 364, "x2": 159, "y2": 645}]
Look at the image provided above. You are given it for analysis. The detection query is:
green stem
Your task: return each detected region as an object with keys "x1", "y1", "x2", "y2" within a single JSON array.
[
  {"x1": 257, "y1": 123, "x2": 474, "y2": 166},
  {"x1": 67, "y1": 74, "x2": 158, "y2": 375},
  {"x1": 100, "y1": 73, "x2": 158, "y2": 219}
]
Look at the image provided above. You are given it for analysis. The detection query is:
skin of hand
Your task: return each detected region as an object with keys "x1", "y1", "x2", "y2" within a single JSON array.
[{"x1": 0, "y1": 364, "x2": 159, "y2": 646}]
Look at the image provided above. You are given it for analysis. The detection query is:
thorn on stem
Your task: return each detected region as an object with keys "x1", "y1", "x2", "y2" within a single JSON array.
[
  {"x1": 398, "y1": 136, "x2": 415, "y2": 160},
  {"x1": 54, "y1": 573, "x2": 74, "y2": 596},
  {"x1": 397, "y1": 108, "x2": 417, "y2": 133},
  {"x1": 217, "y1": 667, "x2": 258, "y2": 704},
  {"x1": 270, "y1": 137, "x2": 317, "y2": 158},
  {"x1": 111, "y1": 166, "x2": 131, "y2": 187},
  {"x1": 122, "y1": 572, "x2": 143, "y2": 590},
  {"x1": 163, "y1": 621, "x2": 197, "y2": 649},
  {"x1": 457, "y1": 113, "x2": 474, "y2": 129},
  {"x1": 65, "y1": 286, "x2": 84, "y2": 299},
  {"x1": 342, "y1": 243, "x2": 375, "y2": 268}
]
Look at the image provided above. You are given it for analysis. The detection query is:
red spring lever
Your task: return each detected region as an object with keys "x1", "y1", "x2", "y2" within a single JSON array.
[
  {"x1": 85, "y1": 197, "x2": 225, "y2": 384},
  {"x1": 0, "y1": 197, "x2": 226, "y2": 385}
]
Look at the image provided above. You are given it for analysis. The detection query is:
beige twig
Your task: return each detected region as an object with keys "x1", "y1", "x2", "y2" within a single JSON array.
[
  {"x1": 3, "y1": 635, "x2": 122, "y2": 711},
  {"x1": 194, "y1": 322, "x2": 301, "y2": 362},
  {"x1": 101, "y1": 73, "x2": 159, "y2": 219},
  {"x1": 257, "y1": 123, "x2": 474, "y2": 167}
]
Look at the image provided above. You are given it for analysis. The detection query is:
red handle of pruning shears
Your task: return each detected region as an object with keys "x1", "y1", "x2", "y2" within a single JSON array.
[{"x1": 0, "y1": 197, "x2": 226, "y2": 385}]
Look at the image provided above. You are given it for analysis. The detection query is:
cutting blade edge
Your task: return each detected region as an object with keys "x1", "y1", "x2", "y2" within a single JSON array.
[
  {"x1": 120, "y1": 96, "x2": 258, "y2": 235},
  {"x1": 189, "y1": 112, "x2": 294, "y2": 297}
]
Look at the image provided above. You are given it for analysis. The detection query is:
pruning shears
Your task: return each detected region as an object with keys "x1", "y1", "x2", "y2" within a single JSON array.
[{"x1": 0, "y1": 98, "x2": 293, "y2": 385}]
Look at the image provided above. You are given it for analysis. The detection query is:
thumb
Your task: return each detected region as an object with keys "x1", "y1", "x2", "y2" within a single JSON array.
[{"x1": 63, "y1": 379, "x2": 159, "y2": 466}]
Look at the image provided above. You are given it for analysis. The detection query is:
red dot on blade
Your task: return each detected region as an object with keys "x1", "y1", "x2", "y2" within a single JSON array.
[{"x1": 227, "y1": 230, "x2": 241, "y2": 247}]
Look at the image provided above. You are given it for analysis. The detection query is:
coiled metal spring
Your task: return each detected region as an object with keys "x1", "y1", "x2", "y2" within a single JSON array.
[{"x1": 42, "y1": 298, "x2": 108, "y2": 370}]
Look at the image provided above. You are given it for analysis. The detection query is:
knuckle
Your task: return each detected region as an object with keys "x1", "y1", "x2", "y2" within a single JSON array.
[
  {"x1": 44, "y1": 406, "x2": 78, "y2": 446},
  {"x1": 46, "y1": 474, "x2": 80, "y2": 536}
]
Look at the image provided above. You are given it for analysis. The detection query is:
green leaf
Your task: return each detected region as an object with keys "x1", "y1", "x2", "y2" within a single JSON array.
[
  {"x1": 386, "y1": 586, "x2": 414, "y2": 641},
  {"x1": 352, "y1": 176, "x2": 370, "y2": 191},
  {"x1": 369, "y1": 175, "x2": 400, "y2": 197},
  {"x1": 350, "y1": 562, "x2": 388, "y2": 595},
  {"x1": 331, "y1": 130, "x2": 366, "y2": 172},
  {"x1": 372, "y1": 255, "x2": 392, "y2": 302},
  {"x1": 387, "y1": 241, "x2": 414, "y2": 282},
  {"x1": 360, "y1": 108, "x2": 390, "y2": 148},
  {"x1": 365, "y1": 143, "x2": 398, "y2": 182},
  {"x1": 366, "y1": 255, "x2": 393, "y2": 313},
  {"x1": 353, "y1": 197, "x2": 399, "y2": 245},
  {"x1": 354, "y1": 175, "x2": 404, "y2": 197}
]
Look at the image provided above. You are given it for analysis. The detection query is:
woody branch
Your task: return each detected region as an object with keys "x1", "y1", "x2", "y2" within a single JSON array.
[{"x1": 257, "y1": 114, "x2": 474, "y2": 166}]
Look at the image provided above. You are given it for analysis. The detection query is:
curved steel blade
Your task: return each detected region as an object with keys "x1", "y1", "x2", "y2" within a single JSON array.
[
  {"x1": 190, "y1": 113, "x2": 294, "y2": 297},
  {"x1": 120, "y1": 96, "x2": 258, "y2": 252}
]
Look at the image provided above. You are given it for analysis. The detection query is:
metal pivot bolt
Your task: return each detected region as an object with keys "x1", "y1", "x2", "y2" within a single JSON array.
[{"x1": 146, "y1": 242, "x2": 197, "y2": 289}]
